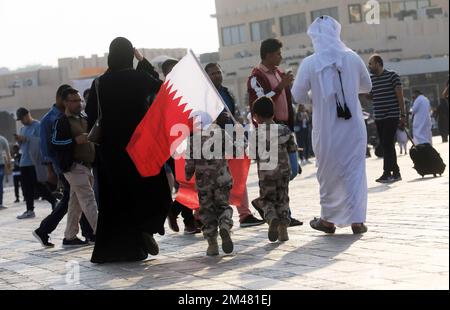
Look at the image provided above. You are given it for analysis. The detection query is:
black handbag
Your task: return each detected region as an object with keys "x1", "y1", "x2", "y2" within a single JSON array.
[{"x1": 87, "y1": 78, "x2": 102, "y2": 145}]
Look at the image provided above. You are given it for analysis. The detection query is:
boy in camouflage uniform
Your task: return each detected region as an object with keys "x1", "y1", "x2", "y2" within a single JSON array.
[
  {"x1": 185, "y1": 123, "x2": 235, "y2": 256},
  {"x1": 251, "y1": 97, "x2": 298, "y2": 242}
]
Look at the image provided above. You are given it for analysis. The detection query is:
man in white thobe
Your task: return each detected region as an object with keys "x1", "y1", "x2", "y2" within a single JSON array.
[
  {"x1": 291, "y1": 16, "x2": 372, "y2": 234},
  {"x1": 411, "y1": 90, "x2": 433, "y2": 145}
]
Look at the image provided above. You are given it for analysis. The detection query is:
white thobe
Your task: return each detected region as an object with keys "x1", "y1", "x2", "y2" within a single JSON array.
[
  {"x1": 412, "y1": 95, "x2": 433, "y2": 145},
  {"x1": 291, "y1": 51, "x2": 372, "y2": 227}
]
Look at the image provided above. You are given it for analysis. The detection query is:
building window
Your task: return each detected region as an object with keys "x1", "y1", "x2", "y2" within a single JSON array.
[
  {"x1": 392, "y1": 0, "x2": 431, "y2": 20},
  {"x1": 222, "y1": 24, "x2": 246, "y2": 46},
  {"x1": 251, "y1": 19, "x2": 276, "y2": 42},
  {"x1": 311, "y1": 7, "x2": 339, "y2": 22},
  {"x1": 349, "y1": 4, "x2": 363, "y2": 23},
  {"x1": 280, "y1": 13, "x2": 307, "y2": 36},
  {"x1": 363, "y1": 2, "x2": 391, "y2": 20},
  {"x1": 417, "y1": 0, "x2": 430, "y2": 9},
  {"x1": 380, "y1": 2, "x2": 392, "y2": 19},
  {"x1": 426, "y1": 7, "x2": 444, "y2": 18},
  {"x1": 391, "y1": 2, "x2": 405, "y2": 18}
]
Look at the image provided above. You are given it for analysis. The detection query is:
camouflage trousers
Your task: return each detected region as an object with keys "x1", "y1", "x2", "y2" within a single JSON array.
[
  {"x1": 198, "y1": 185, "x2": 234, "y2": 239},
  {"x1": 253, "y1": 177, "x2": 290, "y2": 225}
]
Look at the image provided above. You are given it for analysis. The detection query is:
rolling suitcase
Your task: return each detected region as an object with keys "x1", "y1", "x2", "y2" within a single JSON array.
[{"x1": 406, "y1": 130, "x2": 446, "y2": 177}]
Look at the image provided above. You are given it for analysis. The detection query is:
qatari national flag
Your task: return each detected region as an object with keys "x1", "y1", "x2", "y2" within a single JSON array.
[{"x1": 127, "y1": 50, "x2": 225, "y2": 177}]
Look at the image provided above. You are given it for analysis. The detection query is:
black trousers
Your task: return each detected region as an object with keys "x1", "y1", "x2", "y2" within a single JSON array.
[
  {"x1": 13, "y1": 175, "x2": 22, "y2": 200},
  {"x1": 376, "y1": 118, "x2": 400, "y2": 175},
  {"x1": 296, "y1": 128, "x2": 310, "y2": 160},
  {"x1": 20, "y1": 166, "x2": 56, "y2": 212},
  {"x1": 36, "y1": 174, "x2": 94, "y2": 238},
  {"x1": 171, "y1": 200, "x2": 194, "y2": 224}
]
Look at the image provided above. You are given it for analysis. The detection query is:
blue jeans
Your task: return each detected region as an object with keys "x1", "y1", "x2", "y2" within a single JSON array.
[{"x1": 0, "y1": 165, "x2": 4, "y2": 205}]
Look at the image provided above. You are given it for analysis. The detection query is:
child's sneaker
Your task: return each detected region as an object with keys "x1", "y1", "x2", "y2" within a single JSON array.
[
  {"x1": 219, "y1": 228, "x2": 234, "y2": 254},
  {"x1": 206, "y1": 238, "x2": 219, "y2": 256},
  {"x1": 278, "y1": 223, "x2": 289, "y2": 242},
  {"x1": 268, "y1": 218, "x2": 280, "y2": 242}
]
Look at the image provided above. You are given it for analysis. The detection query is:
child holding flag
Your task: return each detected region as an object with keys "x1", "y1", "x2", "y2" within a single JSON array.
[{"x1": 185, "y1": 118, "x2": 237, "y2": 256}]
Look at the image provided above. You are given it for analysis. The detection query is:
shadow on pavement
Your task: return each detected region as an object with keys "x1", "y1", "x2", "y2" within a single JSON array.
[{"x1": 368, "y1": 185, "x2": 392, "y2": 193}]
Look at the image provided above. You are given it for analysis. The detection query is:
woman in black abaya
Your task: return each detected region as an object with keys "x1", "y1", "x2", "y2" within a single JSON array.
[{"x1": 86, "y1": 37, "x2": 171, "y2": 264}]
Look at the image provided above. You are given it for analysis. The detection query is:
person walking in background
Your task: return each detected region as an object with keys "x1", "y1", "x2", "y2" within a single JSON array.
[
  {"x1": 396, "y1": 126, "x2": 409, "y2": 155},
  {"x1": 435, "y1": 79, "x2": 449, "y2": 143},
  {"x1": 52, "y1": 88, "x2": 98, "y2": 248},
  {"x1": 15, "y1": 108, "x2": 56, "y2": 219},
  {"x1": 411, "y1": 90, "x2": 433, "y2": 145},
  {"x1": 0, "y1": 134, "x2": 12, "y2": 210},
  {"x1": 83, "y1": 89, "x2": 90, "y2": 105},
  {"x1": 32, "y1": 85, "x2": 94, "y2": 248},
  {"x1": 294, "y1": 104, "x2": 311, "y2": 165},
  {"x1": 11, "y1": 144, "x2": 22, "y2": 203},
  {"x1": 368, "y1": 55, "x2": 406, "y2": 184}
]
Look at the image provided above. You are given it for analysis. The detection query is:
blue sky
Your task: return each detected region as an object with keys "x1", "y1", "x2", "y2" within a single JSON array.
[{"x1": 0, "y1": 0, "x2": 219, "y2": 69}]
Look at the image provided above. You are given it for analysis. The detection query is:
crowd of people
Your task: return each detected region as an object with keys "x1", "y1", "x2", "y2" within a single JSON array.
[{"x1": 0, "y1": 15, "x2": 448, "y2": 261}]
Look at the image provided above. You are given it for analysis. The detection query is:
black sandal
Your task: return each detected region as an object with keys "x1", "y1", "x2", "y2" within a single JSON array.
[
  {"x1": 310, "y1": 217, "x2": 336, "y2": 234},
  {"x1": 352, "y1": 224, "x2": 368, "y2": 235}
]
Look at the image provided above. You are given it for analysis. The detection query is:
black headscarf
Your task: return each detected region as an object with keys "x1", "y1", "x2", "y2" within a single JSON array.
[{"x1": 108, "y1": 37, "x2": 134, "y2": 72}]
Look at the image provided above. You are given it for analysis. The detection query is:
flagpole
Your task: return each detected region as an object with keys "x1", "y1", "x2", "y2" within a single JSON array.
[
  {"x1": 189, "y1": 49, "x2": 241, "y2": 127},
  {"x1": 189, "y1": 49, "x2": 249, "y2": 152}
]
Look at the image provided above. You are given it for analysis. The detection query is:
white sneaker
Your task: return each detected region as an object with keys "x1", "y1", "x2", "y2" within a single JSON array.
[
  {"x1": 0, "y1": 205, "x2": 7, "y2": 210},
  {"x1": 17, "y1": 210, "x2": 35, "y2": 219}
]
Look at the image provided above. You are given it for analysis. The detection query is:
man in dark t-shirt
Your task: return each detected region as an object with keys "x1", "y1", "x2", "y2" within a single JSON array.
[{"x1": 368, "y1": 54, "x2": 407, "y2": 184}]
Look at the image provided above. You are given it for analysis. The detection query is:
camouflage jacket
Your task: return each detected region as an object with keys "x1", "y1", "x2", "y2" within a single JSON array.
[
  {"x1": 185, "y1": 127, "x2": 234, "y2": 190},
  {"x1": 254, "y1": 122, "x2": 297, "y2": 181}
]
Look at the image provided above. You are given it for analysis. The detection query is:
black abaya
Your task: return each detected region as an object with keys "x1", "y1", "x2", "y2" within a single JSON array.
[{"x1": 86, "y1": 38, "x2": 171, "y2": 263}]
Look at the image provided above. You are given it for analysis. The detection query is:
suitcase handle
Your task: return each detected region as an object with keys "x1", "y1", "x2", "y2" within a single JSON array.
[{"x1": 404, "y1": 128, "x2": 416, "y2": 147}]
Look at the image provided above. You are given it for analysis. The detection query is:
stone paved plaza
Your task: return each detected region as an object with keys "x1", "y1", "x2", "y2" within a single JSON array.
[{"x1": 0, "y1": 137, "x2": 448, "y2": 290}]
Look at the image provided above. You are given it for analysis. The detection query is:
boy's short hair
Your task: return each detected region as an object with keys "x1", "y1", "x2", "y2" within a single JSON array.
[
  {"x1": 252, "y1": 96, "x2": 274, "y2": 118},
  {"x1": 260, "y1": 38, "x2": 283, "y2": 60},
  {"x1": 161, "y1": 59, "x2": 179, "y2": 76},
  {"x1": 61, "y1": 88, "x2": 79, "y2": 102}
]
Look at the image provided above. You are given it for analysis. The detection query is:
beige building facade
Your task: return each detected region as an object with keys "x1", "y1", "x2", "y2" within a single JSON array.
[
  {"x1": 0, "y1": 48, "x2": 187, "y2": 141},
  {"x1": 213, "y1": 0, "x2": 449, "y2": 113}
]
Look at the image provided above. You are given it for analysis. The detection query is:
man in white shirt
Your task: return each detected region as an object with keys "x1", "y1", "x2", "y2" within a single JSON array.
[{"x1": 411, "y1": 90, "x2": 433, "y2": 145}]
